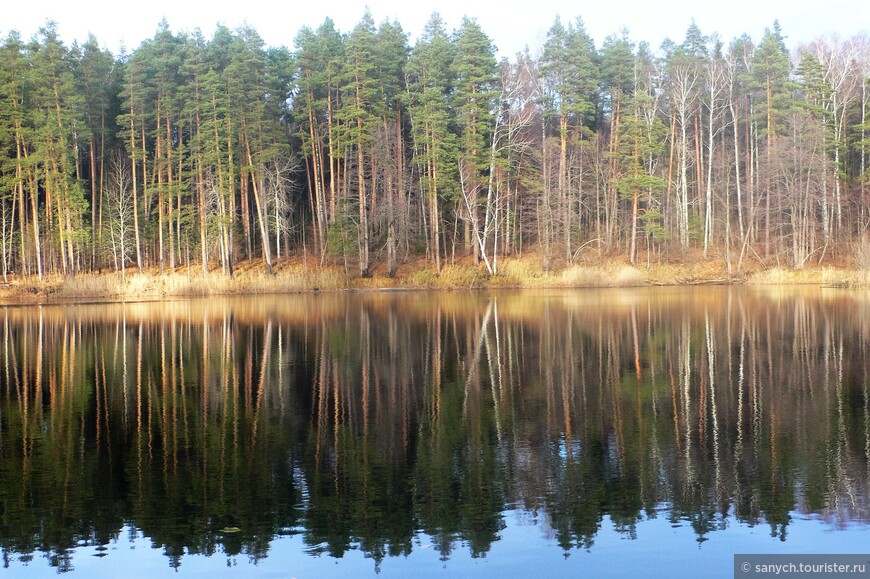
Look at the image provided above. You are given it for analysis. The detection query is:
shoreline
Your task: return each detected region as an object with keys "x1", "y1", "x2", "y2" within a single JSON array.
[{"x1": 1, "y1": 255, "x2": 867, "y2": 305}]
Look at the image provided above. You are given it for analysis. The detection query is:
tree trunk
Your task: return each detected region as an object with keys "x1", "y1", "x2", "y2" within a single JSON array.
[
  {"x1": 129, "y1": 88, "x2": 142, "y2": 273},
  {"x1": 357, "y1": 106, "x2": 370, "y2": 277},
  {"x1": 156, "y1": 112, "x2": 165, "y2": 274},
  {"x1": 244, "y1": 138, "x2": 274, "y2": 276},
  {"x1": 167, "y1": 116, "x2": 176, "y2": 270}
]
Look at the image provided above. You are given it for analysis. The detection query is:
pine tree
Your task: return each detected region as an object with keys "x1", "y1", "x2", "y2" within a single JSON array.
[
  {"x1": 30, "y1": 23, "x2": 88, "y2": 274},
  {"x1": 373, "y1": 19, "x2": 409, "y2": 277},
  {"x1": 405, "y1": 13, "x2": 457, "y2": 272},
  {"x1": 177, "y1": 30, "x2": 211, "y2": 273},
  {"x1": 142, "y1": 21, "x2": 184, "y2": 273},
  {"x1": 205, "y1": 30, "x2": 235, "y2": 277},
  {"x1": 453, "y1": 17, "x2": 498, "y2": 267},
  {"x1": 753, "y1": 22, "x2": 792, "y2": 150},
  {"x1": 343, "y1": 10, "x2": 379, "y2": 277},
  {"x1": 226, "y1": 25, "x2": 282, "y2": 275},
  {"x1": 76, "y1": 35, "x2": 120, "y2": 271},
  {"x1": 614, "y1": 42, "x2": 667, "y2": 264},
  {"x1": 118, "y1": 41, "x2": 151, "y2": 273},
  {"x1": 752, "y1": 22, "x2": 793, "y2": 251},
  {"x1": 542, "y1": 17, "x2": 599, "y2": 261},
  {"x1": 0, "y1": 32, "x2": 35, "y2": 277},
  {"x1": 294, "y1": 19, "x2": 345, "y2": 260},
  {"x1": 600, "y1": 29, "x2": 636, "y2": 251}
]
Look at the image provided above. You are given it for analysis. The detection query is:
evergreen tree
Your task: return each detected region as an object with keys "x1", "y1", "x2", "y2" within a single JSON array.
[
  {"x1": 753, "y1": 22, "x2": 792, "y2": 149},
  {"x1": 453, "y1": 17, "x2": 498, "y2": 264},
  {"x1": 752, "y1": 21, "x2": 793, "y2": 252},
  {"x1": 542, "y1": 17, "x2": 599, "y2": 260},
  {"x1": 0, "y1": 32, "x2": 35, "y2": 276},
  {"x1": 294, "y1": 19, "x2": 345, "y2": 260},
  {"x1": 226, "y1": 25, "x2": 283, "y2": 275},
  {"x1": 614, "y1": 42, "x2": 667, "y2": 264},
  {"x1": 343, "y1": 10, "x2": 379, "y2": 277},
  {"x1": 373, "y1": 19, "x2": 409, "y2": 277},
  {"x1": 599, "y1": 29, "x2": 637, "y2": 250},
  {"x1": 29, "y1": 23, "x2": 88, "y2": 274},
  {"x1": 143, "y1": 21, "x2": 185, "y2": 272},
  {"x1": 77, "y1": 36, "x2": 121, "y2": 271},
  {"x1": 405, "y1": 13, "x2": 456, "y2": 272}
]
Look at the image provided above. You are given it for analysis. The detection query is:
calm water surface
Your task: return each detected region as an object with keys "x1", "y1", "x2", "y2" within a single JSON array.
[{"x1": 2, "y1": 287, "x2": 870, "y2": 578}]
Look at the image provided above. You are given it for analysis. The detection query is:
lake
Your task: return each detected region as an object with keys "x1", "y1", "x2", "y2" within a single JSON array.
[{"x1": 2, "y1": 288, "x2": 870, "y2": 578}]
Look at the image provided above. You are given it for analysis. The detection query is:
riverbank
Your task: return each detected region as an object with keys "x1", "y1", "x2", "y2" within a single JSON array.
[{"x1": 0, "y1": 254, "x2": 867, "y2": 304}]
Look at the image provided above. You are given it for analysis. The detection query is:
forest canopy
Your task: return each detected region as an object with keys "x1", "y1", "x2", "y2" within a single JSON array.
[{"x1": 0, "y1": 14, "x2": 868, "y2": 281}]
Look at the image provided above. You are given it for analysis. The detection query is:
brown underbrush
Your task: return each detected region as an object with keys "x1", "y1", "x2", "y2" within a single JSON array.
[{"x1": 0, "y1": 251, "x2": 866, "y2": 304}]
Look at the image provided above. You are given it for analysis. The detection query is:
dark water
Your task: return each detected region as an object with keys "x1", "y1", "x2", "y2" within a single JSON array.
[{"x1": 2, "y1": 288, "x2": 870, "y2": 578}]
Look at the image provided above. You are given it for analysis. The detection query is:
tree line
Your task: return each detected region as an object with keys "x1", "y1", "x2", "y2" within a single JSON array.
[{"x1": 1, "y1": 13, "x2": 869, "y2": 281}]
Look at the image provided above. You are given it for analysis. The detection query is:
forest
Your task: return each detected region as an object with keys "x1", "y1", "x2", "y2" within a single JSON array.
[{"x1": 0, "y1": 12, "x2": 869, "y2": 283}]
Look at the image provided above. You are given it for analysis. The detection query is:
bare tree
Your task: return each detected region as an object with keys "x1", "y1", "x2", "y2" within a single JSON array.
[
  {"x1": 0, "y1": 193, "x2": 14, "y2": 283},
  {"x1": 105, "y1": 153, "x2": 135, "y2": 280},
  {"x1": 725, "y1": 40, "x2": 751, "y2": 241},
  {"x1": 263, "y1": 153, "x2": 301, "y2": 262},
  {"x1": 459, "y1": 59, "x2": 538, "y2": 275},
  {"x1": 703, "y1": 42, "x2": 728, "y2": 258},
  {"x1": 803, "y1": 36, "x2": 861, "y2": 236},
  {"x1": 668, "y1": 56, "x2": 700, "y2": 250},
  {"x1": 857, "y1": 34, "x2": 870, "y2": 222},
  {"x1": 201, "y1": 168, "x2": 234, "y2": 278}
]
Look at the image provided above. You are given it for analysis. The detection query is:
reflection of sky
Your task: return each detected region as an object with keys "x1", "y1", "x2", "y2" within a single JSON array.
[{"x1": 7, "y1": 509, "x2": 870, "y2": 578}]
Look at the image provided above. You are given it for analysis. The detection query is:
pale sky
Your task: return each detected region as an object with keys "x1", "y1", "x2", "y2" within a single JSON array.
[{"x1": 4, "y1": 0, "x2": 869, "y2": 58}]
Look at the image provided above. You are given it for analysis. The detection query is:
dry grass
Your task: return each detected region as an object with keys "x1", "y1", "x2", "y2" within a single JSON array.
[
  {"x1": 401, "y1": 256, "x2": 647, "y2": 289},
  {"x1": 746, "y1": 266, "x2": 858, "y2": 286},
  {"x1": 5, "y1": 252, "x2": 870, "y2": 304},
  {"x1": 642, "y1": 261, "x2": 733, "y2": 285},
  {"x1": 854, "y1": 236, "x2": 870, "y2": 270},
  {"x1": 0, "y1": 263, "x2": 349, "y2": 304},
  {"x1": 489, "y1": 257, "x2": 546, "y2": 287},
  {"x1": 552, "y1": 263, "x2": 644, "y2": 287},
  {"x1": 401, "y1": 263, "x2": 488, "y2": 289}
]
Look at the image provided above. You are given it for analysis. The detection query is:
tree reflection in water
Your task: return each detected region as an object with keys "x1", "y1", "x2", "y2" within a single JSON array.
[{"x1": 1, "y1": 288, "x2": 869, "y2": 572}]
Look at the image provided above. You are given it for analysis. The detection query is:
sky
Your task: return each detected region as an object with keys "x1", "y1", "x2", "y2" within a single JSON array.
[{"x1": 4, "y1": 0, "x2": 869, "y2": 58}]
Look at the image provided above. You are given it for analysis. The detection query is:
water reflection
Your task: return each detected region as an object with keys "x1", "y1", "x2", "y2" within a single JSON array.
[{"x1": 1, "y1": 288, "x2": 869, "y2": 572}]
